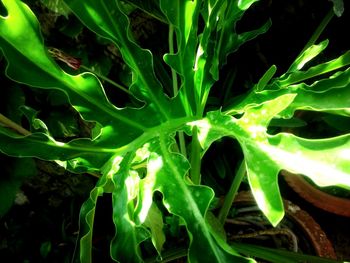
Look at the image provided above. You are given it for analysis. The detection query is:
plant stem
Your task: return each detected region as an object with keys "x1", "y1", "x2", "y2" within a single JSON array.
[
  {"x1": 168, "y1": 24, "x2": 188, "y2": 158},
  {"x1": 190, "y1": 126, "x2": 202, "y2": 185},
  {"x1": 302, "y1": 9, "x2": 334, "y2": 53},
  {"x1": 0, "y1": 113, "x2": 31, "y2": 136},
  {"x1": 287, "y1": 9, "x2": 334, "y2": 73},
  {"x1": 80, "y1": 65, "x2": 130, "y2": 94},
  {"x1": 218, "y1": 159, "x2": 246, "y2": 225},
  {"x1": 168, "y1": 25, "x2": 179, "y2": 97}
]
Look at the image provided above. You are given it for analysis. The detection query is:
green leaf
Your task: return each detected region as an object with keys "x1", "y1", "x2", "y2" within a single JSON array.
[
  {"x1": 216, "y1": 18, "x2": 271, "y2": 76},
  {"x1": 286, "y1": 40, "x2": 329, "y2": 73},
  {"x1": 192, "y1": 92, "x2": 350, "y2": 225},
  {"x1": 329, "y1": 0, "x2": 344, "y2": 17},
  {"x1": 255, "y1": 65, "x2": 277, "y2": 91},
  {"x1": 273, "y1": 67, "x2": 350, "y2": 118},
  {"x1": 227, "y1": 62, "x2": 350, "y2": 117},
  {"x1": 139, "y1": 135, "x2": 253, "y2": 263},
  {"x1": 77, "y1": 173, "x2": 108, "y2": 263},
  {"x1": 64, "y1": 0, "x2": 172, "y2": 121},
  {"x1": 237, "y1": 0, "x2": 260, "y2": 10},
  {"x1": 41, "y1": 0, "x2": 71, "y2": 17},
  {"x1": 265, "y1": 133, "x2": 350, "y2": 189},
  {"x1": 20, "y1": 106, "x2": 49, "y2": 132},
  {"x1": 161, "y1": 0, "x2": 270, "y2": 116},
  {"x1": 40, "y1": 241, "x2": 52, "y2": 258},
  {"x1": 123, "y1": 0, "x2": 167, "y2": 22},
  {"x1": 0, "y1": 129, "x2": 111, "y2": 173},
  {"x1": 269, "y1": 117, "x2": 307, "y2": 128},
  {"x1": 110, "y1": 153, "x2": 149, "y2": 263},
  {"x1": 161, "y1": 0, "x2": 201, "y2": 115},
  {"x1": 0, "y1": 0, "x2": 151, "y2": 137},
  {"x1": 322, "y1": 114, "x2": 350, "y2": 132},
  {"x1": 273, "y1": 50, "x2": 350, "y2": 88},
  {"x1": 143, "y1": 203, "x2": 166, "y2": 256}
]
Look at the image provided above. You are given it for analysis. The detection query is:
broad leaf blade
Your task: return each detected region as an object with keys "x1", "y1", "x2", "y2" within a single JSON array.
[
  {"x1": 0, "y1": 129, "x2": 113, "y2": 173},
  {"x1": 0, "y1": 0, "x2": 148, "y2": 141},
  {"x1": 64, "y1": 0, "x2": 171, "y2": 121},
  {"x1": 161, "y1": 0, "x2": 201, "y2": 115},
  {"x1": 265, "y1": 133, "x2": 350, "y2": 189},
  {"x1": 192, "y1": 92, "x2": 350, "y2": 226},
  {"x1": 77, "y1": 173, "x2": 108, "y2": 263},
  {"x1": 286, "y1": 40, "x2": 329, "y2": 73},
  {"x1": 110, "y1": 154, "x2": 149, "y2": 263},
  {"x1": 140, "y1": 135, "x2": 253, "y2": 262}
]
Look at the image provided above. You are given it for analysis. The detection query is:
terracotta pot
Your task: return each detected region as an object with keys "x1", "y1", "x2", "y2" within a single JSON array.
[
  {"x1": 281, "y1": 111, "x2": 350, "y2": 217},
  {"x1": 227, "y1": 191, "x2": 336, "y2": 259},
  {"x1": 282, "y1": 171, "x2": 350, "y2": 217}
]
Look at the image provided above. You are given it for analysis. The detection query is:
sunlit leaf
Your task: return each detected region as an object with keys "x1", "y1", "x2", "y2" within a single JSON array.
[
  {"x1": 64, "y1": 0, "x2": 172, "y2": 120},
  {"x1": 286, "y1": 40, "x2": 329, "y2": 73},
  {"x1": 110, "y1": 153, "x2": 149, "y2": 263},
  {"x1": 143, "y1": 203, "x2": 166, "y2": 256},
  {"x1": 2, "y1": 0, "x2": 349, "y2": 262},
  {"x1": 77, "y1": 173, "x2": 108, "y2": 263},
  {"x1": 237, "y1": 0, "x2": 260, "y2": 10},
  {"x1": 192, "y1": 92, "x2": 350, "y2": 225},
  {"x1": 141, "y1": 135, "x2": 253, "y2": 262}
]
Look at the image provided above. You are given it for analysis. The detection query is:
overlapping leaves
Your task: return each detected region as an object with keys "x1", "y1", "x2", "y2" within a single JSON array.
[
  {"x1": 0, "y1": 0, "x2": 262, "y2": 262},
  {"x1": 192, "y1": 44, "x2": 350, "y2": 225},
  {"x1": 161, "y1": 0, "x2": 270, "y2": 116},
  {"x1": 2, "y1": 0, "x2": 349, "y2": 262}
]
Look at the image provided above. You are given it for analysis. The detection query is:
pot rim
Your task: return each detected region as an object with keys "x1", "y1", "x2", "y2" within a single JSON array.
[
  {"x1": 232, "y1": 191, "x2": 337, "y2": 259},
  {"x1": 282, "y1": 171, "x2": 350, "y2": 217}
]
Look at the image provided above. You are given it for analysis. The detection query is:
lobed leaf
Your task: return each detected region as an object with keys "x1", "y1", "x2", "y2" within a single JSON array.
[
  {"x1": 161, "y1": 0, "x2": 269, "y2": 116},
  {"x1": 161, "y1": 0, "x2": 201, "y2": 115},
  {"x1": 0, "y1": 0, "x2": 159, "y2": 153},
  {"x1": 0, "y1": 0, "x2": 117, "y2": 125},
  {"x1": 227, "y1": 64, "x2": 350, "y2": 117},
  {"x1": 0, "y1": 128, "x2": 114, "y2": 173},
  {"x1": 138, "y1": 135, "x2": 253, "y2": 263},
  {"x1": 192, "y1": 92, "x2": 350, "y2": 225},
  {"x1": 286, "y1": 40, "x2": 329, "y2": 73},
  {"x1": 110, "y1": 153, "x2": 149, "y2": 263},
  {"x1": 273, "y1": 50, "x2": 350, "y2": 88},
  {"x1": 77, "y1": 173, "x2": 108, "y2": 263},
  {"x1": 64, "y1": 0, "x2": 171, "y2": 121}
]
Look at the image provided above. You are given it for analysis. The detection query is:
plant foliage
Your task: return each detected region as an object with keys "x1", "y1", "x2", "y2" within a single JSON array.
[{"x1": 0, "y1": 0, "x2": 349, "y2": 262}]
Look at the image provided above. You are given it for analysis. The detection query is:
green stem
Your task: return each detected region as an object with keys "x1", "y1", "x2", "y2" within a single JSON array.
[
  {"x1": 178, "y1": 132, "x2": 187, "y2": 158},
  {"x1": 168, "y1": 25, "x2": 179, "y2": 97},
  {"x1": 0, "y1": 113, "x2": 31, "y2": 136},
  {"x1": 80, "y1": 65, "x2": 130, "y2": 95},
  {"x1": 169, "y1": 24, "x2": 187, "y2": 158},
  {"x1": 190, "y1": 126, "x2": 202, "y2": 185},
  {"x1": 218, "y1": 159, "x2": 246, "y2": 225},
  {"x1": 287, "y1": 9, "x2": 334, "y2": 73}
]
